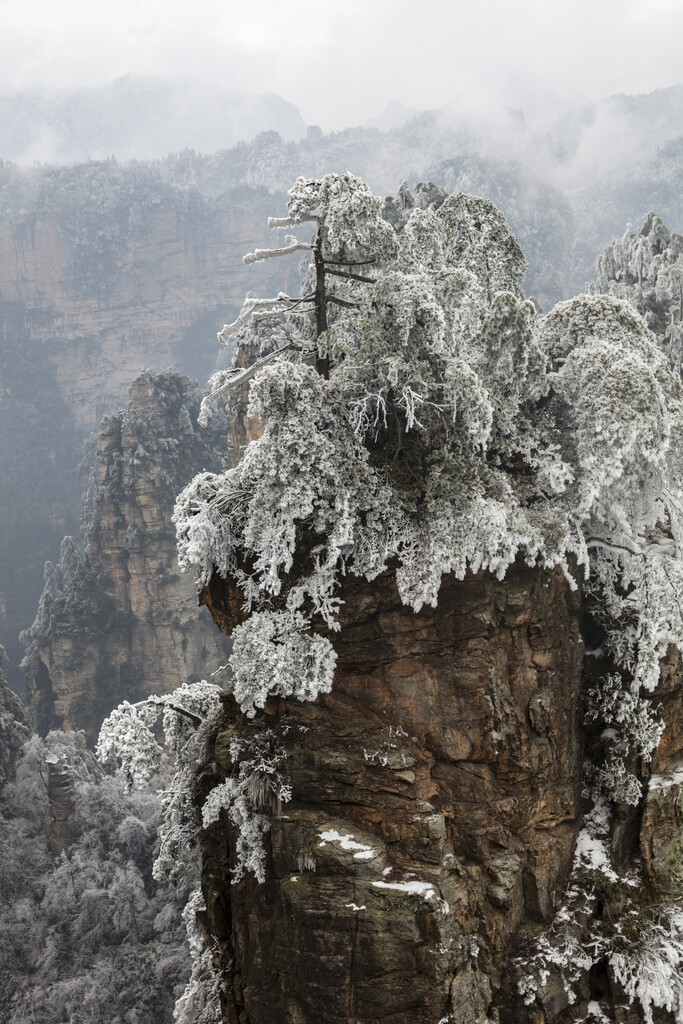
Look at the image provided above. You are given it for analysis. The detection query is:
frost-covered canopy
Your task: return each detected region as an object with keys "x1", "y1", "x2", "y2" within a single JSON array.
[
  {"x1": 175, "y1": 174, "x2": 683, "y2": 760},
  {"x1": 591, "y1": 212, "x2": 683, "y2": 374}
]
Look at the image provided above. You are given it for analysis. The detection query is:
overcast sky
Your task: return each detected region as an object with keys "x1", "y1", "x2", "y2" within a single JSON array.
[{"x1": 2, "y1": 0, "x2": 682, "y2": 128}]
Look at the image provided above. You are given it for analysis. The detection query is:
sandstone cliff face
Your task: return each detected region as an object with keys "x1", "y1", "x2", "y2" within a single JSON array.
[
  {"x1": 199, "y1": 563, "x2": 586, "y2": 1024},
  {"x1": 639, "y1": 650, "x2": 683, "y2": 901},
  {"x1": 23, "y1": 370, "x2": 231, "y2": 741}
]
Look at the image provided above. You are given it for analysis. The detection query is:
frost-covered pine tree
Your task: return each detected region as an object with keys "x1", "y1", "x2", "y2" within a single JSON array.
[{"x1": 175, "y1": 174, "x2": 683, "y2": 771}]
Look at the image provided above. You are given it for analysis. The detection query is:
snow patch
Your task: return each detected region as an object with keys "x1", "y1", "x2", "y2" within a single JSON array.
[
  {"x1": 572, "y1": 794, "x2": 621, "y2": 883},
  {"x1": 372, "y1": 878, "x2": 436, "y2": 899},
  {"x1": 649, "y1": 768, "x2": 683, "y2": 792},
  {"x1": 318, "y1": 829, "x2": 377, "y2": 860},
  {"x1": 587, "y1": 1000, "x2": 611, "y2": 1023}
]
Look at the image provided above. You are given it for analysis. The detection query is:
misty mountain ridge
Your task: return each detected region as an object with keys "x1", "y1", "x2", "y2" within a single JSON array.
[
  {"x1": 364, "y1": 100, "x2": 419, "y2": 132},
  {"x1": 0, "y1": 75, "x2": 307, "y2": 164},
  {"x1": 2, "y1": 75, "x2": 683, "y2": 189}
]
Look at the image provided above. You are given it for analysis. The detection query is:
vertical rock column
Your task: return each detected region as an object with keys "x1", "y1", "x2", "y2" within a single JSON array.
[{"x1": 199, "y1": 561, "x2": 584, "y2": 1024}]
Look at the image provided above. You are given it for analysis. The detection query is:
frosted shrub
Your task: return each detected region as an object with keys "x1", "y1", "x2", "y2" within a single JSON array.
[
  {"x1": 589, "y1": 674, "x2": 665, "y2": 757},
  {"x1": 229, "y1": 611, "x2": 336, "y2": 717},
  {"x1": 201, "y1": 731, "x2": 291, "y2": 883},
  {"x1": 97, "y1": 683, "x2": 291, "y2": 1017},
  {"x1": 97, "y1": 682, "x2": 222, "y2": 884},
  {"x1": 585, "y1": 674, "x2": 664, "y2": 803},
  {"x1": 592, "y1": 212, "x2": 683, "y2": 374},
  {"x1": 98, "y1": 691, "x2": 291, "y2": 885},
  {"x1": 173, "y1": 949, "x2": 222, "y2": 1024},
  {"x1": 518, "y1": 788, "x2": 683, "y2": 1024},
  {"x1": 173, "y1": 890, "x2": 223, "y2": 1024},
  {"x1": 609, "y1": 905, "x2": 683, "y2": 1024}
]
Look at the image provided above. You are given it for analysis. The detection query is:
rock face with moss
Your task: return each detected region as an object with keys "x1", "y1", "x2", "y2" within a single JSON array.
[{"x1": 22, "y1": 370, "x2": 231, "y2": 741}]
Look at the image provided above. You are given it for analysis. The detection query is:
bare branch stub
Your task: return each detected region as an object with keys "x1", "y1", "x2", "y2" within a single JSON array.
[{"x1": 149, "y1": 699, "x2": 203, "y2": 726}]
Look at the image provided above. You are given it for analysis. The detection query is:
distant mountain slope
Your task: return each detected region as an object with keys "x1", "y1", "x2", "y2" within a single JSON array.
[{"x1": 0, "y1": 75, "x2": 307, "y2": 163}]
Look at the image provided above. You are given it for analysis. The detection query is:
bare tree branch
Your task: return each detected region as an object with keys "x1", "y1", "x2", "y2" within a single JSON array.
[
  {"x1": 200, "y1": 343, "x2": 317, "y2": 422},
  {"x1": 148, "y1": 699, "x2": 203, "y2": 726},
  {"x1": 218, "y1": 295, "x2": 314, "y2": 343},
  {"x1": 268, "y1": 215, "x2": 321, "y2": 229},
  {"x1": 324, "y1": 268, "x2": 376, "y2": 284},
  {"x1": 323, "y1": 257, "x2": 377, "y2": 267}
]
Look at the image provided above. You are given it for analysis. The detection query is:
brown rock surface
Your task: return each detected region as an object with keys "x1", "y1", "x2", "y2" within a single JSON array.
[
  {"x1": 640, "y1": 650, "x2": 683, "y2": 896},
  {"x1": 200, "y1": 562, "x2": 585, "y2": 1023}
]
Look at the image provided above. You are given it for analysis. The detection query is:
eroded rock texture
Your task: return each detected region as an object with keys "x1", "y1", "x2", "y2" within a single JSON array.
[
  {"x1": 23, "y1": 370, "x2": 231, "y2": 741},
  {"x1": 0, "y1": 189, "x2": 287, "y2": 433},
  {"x1": 200, "y1": 563, "x2": 585, "y2": 1023}
]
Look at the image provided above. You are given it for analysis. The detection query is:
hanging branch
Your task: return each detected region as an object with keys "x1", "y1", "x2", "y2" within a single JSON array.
[
  {"x1": 148, "y1": 698, "x2": 203, "y2": 726},
  {"x1": 218, "y1": 295, "x2": 315, "y2": 344},
  {"x1": 199, "y1": 342, "x2": 317, "y2": 424}
]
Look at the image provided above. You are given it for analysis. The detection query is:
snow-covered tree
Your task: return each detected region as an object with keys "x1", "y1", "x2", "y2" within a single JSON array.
[
  {"x1": 96, "y1": 681, "x2": 287, "y2": 1020},
  {"x1": 0, "y1": 729, "x2": 191, "y2": 1024},
  {"x1": 96, "y1": 681, "x2": 222, "y2": 884},
  {"x1": 175, "y1": 174, "x2": 683, "y2": 776},
  {"x1": 591, "y1": 212, "x2": 683, "y2": 373},
  {"x1": 0, "y1": 646, "x2": 28, "y2": 793}
]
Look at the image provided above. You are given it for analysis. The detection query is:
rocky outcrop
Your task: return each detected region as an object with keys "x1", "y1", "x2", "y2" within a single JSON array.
[
  {"x1": 23, "y1": 370, "x2": 231, "y2": 741},
  {"x1": 196, "y1": 548, "x2": 683, "y2": 1024},
  {"x1": 639, "y1": 650, "x2": 683, "y2": 898},
  {"x1": 199, "y1": 562, "x2": 585, "y2": 1024},
  {"x1": 0, "y1": 165, "x2": 293, "y2": 691}
]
